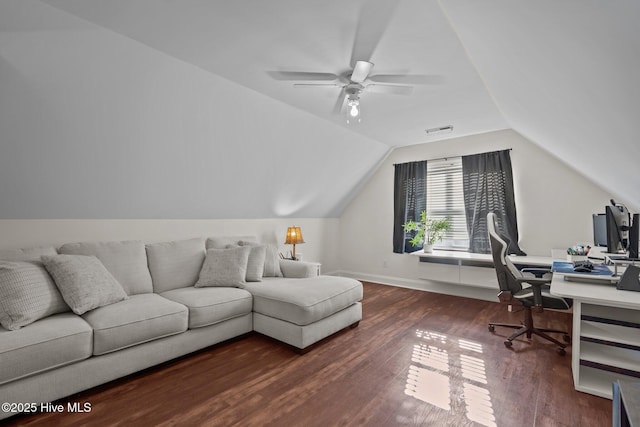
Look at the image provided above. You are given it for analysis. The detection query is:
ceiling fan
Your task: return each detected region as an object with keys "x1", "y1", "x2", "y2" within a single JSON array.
[{"x1": 268, "y1": 0, "x2": 443, "y2": 124}]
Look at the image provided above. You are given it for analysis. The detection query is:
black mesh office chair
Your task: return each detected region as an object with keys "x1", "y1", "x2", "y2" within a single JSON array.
[{"x1": 487, "y1": 212, "x2": 572, "y2": 354}]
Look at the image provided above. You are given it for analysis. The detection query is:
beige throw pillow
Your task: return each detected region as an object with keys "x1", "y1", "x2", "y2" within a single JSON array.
[
  {"x1": 226, "y1": 244, "x2": 266, "y2": 282},
  {"x1": 239, "y1": 241, "x2": 282, "y2": 277},
  {"x1": 41, "y1": 255, "x2": 128, "y2": 315},
  {"x1": 0, "y1": 261, "x2": 69, "y2": 330},
  {"x1": 195, "y1": 246, "x2": 251, "y2": 288}
]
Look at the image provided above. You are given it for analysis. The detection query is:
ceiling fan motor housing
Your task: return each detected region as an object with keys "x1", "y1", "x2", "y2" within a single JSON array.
[{"x1": 345, "y1": 84, "x2": 363, "y2": 100}]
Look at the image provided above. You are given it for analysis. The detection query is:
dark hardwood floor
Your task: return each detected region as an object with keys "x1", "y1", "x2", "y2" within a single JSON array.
[{"x1": 5, "y1": 282, "x2": 611, "y2": 427}]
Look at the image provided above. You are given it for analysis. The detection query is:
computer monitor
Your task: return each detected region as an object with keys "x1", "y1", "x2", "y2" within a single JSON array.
[
  {"x1": 605, "y1": 203, "x2": 630, "y2": 254},
  {"x1": 592, "y1": 213, "x2": 607, "y2": 247},
  {"x1": 629, "y1": 213, "x2": 639, "y2": 259}
]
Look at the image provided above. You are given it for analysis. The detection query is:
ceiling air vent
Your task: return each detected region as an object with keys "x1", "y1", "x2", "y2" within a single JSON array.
[{"x1": 425, "y1": 125, "x2": 453, "y2": 135}]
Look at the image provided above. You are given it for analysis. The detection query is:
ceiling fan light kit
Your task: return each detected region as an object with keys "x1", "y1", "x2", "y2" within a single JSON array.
[
  {"x1": 346, "y1": 97, "x2": 361, "y2": 124},
  {"x1": 345, "y1": 87, "x2": 362, "y2": 124}
]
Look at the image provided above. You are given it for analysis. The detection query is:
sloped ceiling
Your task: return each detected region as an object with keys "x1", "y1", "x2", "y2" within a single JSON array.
[
  {"x1": 1, "y1": 0, "x2": 638, "y2": 218},
  {"x1": 39, "y1": 0, "x2": 509, "y2": 146},
  {"x1": 440, "y1": 0, "x2": 640, "y2": 212}
]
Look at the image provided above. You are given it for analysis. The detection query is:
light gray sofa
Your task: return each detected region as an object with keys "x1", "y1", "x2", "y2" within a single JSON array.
[{"x1": 0, "y1": 236, "x2": 362, "y2": 420}]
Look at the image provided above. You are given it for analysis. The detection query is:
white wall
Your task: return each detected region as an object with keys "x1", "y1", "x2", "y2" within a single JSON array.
[
  {"x1": 337, "y1": 129, "x2": 613, "y2": 290},
  {"x1": 0, "y1": 218, "x2": 341, "y2": 274}
]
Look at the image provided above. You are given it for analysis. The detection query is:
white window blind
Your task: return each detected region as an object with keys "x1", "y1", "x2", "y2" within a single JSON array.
[{"x1": 426, "y1": 157, "x2": 469, "y2": 249}]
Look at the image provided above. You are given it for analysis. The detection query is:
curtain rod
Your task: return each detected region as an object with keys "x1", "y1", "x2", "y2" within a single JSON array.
[{"x1": 393, "y1": 148, "x2": 512, "y2": 166}]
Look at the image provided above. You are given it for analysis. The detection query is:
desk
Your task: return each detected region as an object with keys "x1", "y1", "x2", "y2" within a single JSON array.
[
  {"x1": 412, "y1": 249, "x2": 552, "y2": 267},
  {"x1": 410, "y1": 250, "x2": 553, "y2": 289},
  {"x1": 551, "y1": 273, "x2": 640, "y2": 398}
]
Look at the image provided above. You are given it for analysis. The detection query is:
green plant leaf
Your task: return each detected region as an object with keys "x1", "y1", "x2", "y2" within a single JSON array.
[{"x1": 402, "y1": 211, "x2": 451, "y2": 247}]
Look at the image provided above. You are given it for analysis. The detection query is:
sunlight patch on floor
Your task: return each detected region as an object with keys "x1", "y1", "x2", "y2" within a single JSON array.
[
  {"x1": 403, "y1": 330, "x2": 496, "y2": 427},
  {"x1": 463, "y1": 383, "x2": 497, "y2": 427},
  {"x1": 459, "y1": 338, "x2": 483, "y2": 353},
  {"x1": 411, "y1": 343, "x2": 449, "y2": 372},
  {"x1": 460, "y1": 354, "x2": 487, "y2": 384},
  {"x1": 415, "y1": 329, "x2": 447, "y2": 344},
  {"x1": 405, "y1": 365, "x2": 451, "y2": 411}
]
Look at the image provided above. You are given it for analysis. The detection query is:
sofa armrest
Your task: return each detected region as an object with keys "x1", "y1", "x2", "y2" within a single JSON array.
[{"x1": 279, "y1": 259, "x2": 321, "y2": 278}]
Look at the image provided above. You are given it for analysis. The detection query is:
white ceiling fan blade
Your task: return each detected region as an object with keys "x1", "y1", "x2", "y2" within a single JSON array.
[
  {"x1": 332, "y1": 88, "x2": 348, "y2": 115},
  {"x1": 293, "y1": 83, "x2": 341, "y2": 88},
  {"x1": 268, "y1": 71, "x2": 339, "y2": 82},
  {"x1": 368, "y1": 74, "x2": 445, "y2": 85},
  {"x1": 351, "y1": 61, "x2": 374, "y2": 83},
  {"x1": 350, "y1": 0, "x2": 399, "y2": 67},
  {"x1": 366, "y1": 84, "x2": 414, "y2": 96}
]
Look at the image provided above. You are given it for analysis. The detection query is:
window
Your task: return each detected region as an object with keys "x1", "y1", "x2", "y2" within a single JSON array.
[
  {"x1": 393, "y1": 149, "x2": 521, "y2": 255},
  {"x1": 426, "y1": 157, "x2": 469, "y2": 250}
]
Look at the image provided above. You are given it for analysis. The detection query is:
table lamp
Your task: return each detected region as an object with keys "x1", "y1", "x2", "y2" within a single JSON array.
[{"x1": 285, "y1": 226, "x2": 304, "y2": 260}]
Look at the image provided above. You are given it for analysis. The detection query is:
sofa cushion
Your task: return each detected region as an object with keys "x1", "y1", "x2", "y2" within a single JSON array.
[
  {"x1": 59, "y1": 240, "x2": 153, "y2": 295},
  {"x1": 195, "y1": 247, "x2": 251, "y2": 288},
  {"x1": 41, "y1": 255, "x2": 128, "y2": 315},
  {"x1": 146, "y1": 238, "x2": 206, "y2": 293},
  {"x1": 161, "y1": 287, "x2": 253, "y2": 329},
  {"x1": 244, "y1": 276, "x2": 363, "y2": 326},
  {"x1": 81, "y1": 293, "x2": 188, "y2": 355},
  {"x1": 239, "y1": 241, "x2": 283, "y2": 277},
  {"x1": 0, "y1": 246, "x2": 58, "y2": 262},
  {"x1": 206, "y1": 235, "x2": 258, "y2": 249},
  {"x1": 0, "y1": 261, "x2": 69, "y2": 330},
  {"x1": 0, "y1": 313, "x2": 93, "y2": 385}
]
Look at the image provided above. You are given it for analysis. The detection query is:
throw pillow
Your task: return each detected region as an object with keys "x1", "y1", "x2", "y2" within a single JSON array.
[
  {"x1": 41, "y1": 255, "x2": 128, "y2": 315},
  {"x1": 0, "y1": 261, "x2": 69, "y2": 330},
  {"x1": 206, "y1": 236, "x2": 258, "y2": 250},
  {"x1": 239, "y1": 241, "x2": 283, "y2": 277},
  {"x1": 226, "y1": 244, "x2": 266, "y2": 282},
  {"x1": 195, "y1": 246, "x2": 251, "y2": 288}
]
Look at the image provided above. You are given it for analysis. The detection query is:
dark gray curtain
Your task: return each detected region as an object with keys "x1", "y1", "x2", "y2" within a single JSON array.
[
  {"x1": 393, "y1": 161, "x2": 427, "y2": 253},
  {"x1": 462, "y1": 150, "x2": 525, "y2": 255}
]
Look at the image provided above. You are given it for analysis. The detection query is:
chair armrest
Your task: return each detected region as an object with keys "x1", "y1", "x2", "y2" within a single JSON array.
[
  {"x1": 521, "y1": 267, "x2": 551, "y2": 278},
  {"x1": 516, "y1": 276, "x2": 551, "y2": 308},
  {"x1": 279, "y1": 259, "x2": 320, "y2": 278}
]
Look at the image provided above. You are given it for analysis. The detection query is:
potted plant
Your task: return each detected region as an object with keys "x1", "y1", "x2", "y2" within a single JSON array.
[{"x1": 403, "y1": 211, "x2": 451, "y2": 253}]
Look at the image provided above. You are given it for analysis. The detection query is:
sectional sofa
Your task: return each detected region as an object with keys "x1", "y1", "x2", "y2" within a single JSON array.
[{"x1": 0, "y1": 236, "x2": 363, "y2": 420}]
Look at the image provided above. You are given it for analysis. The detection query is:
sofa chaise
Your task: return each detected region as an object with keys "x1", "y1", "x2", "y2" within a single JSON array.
[{"x1": 0, "y1": 236, "x2": 362, "y2": 420}]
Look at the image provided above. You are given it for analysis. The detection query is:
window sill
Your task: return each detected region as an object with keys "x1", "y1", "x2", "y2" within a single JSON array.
[{"x1": 409, "y1": 249, "x2": 553, "y2": 268}]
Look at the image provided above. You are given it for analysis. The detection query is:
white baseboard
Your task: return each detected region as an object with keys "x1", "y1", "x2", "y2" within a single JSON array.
[{"x1": 330, "y1": 270, "x2": 499, "y2": 302}]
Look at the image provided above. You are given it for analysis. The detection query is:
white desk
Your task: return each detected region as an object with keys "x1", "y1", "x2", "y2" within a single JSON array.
[
  {"x1": 551, "y1": 273, "x2": 640, "y2": 399},
  {"x1": 410, "y1": 250, "x2": 553, "y2": 289},
  {"x1": 411, "y1": 249, "x2": 553, "y2": 267},
  {"x1": 411, "y1": 249, "x2": 553, "y2": 294}
]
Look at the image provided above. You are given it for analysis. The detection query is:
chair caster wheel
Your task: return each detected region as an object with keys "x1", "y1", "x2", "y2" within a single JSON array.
[
  {"x1": 563, "y1": 335, "x2": 571, "y2": 343},
  {"x1": 557, "y1": 347, "x2": 566, "y2": 356},
  {"x1": 488, "y1": 325, "x2": 495, "y2": 332},
  {"x1": 503, "y1": 340, "x2": 513, "y2": 348}
]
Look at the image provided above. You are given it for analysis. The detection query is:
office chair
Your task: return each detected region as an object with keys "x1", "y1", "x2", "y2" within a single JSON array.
[{"x1": 486, "y1": 212, "x2": 572, "y2": 355}]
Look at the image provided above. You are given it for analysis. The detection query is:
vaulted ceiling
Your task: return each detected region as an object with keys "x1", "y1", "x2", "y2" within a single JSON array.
[
  {"x1": 1, "y1": 0, "x2": 638, "y2": 218},
  {"x1": 39, "y1": 0, "x2": 509, "y2": 146}
]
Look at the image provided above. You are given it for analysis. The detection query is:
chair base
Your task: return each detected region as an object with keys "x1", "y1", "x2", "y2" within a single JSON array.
[{"x1": 488, "y1": 307, "x2": 571, "y2": 355}]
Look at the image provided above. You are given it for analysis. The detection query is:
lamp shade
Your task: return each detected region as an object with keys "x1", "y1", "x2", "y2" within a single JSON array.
[{"x1": 285, "y1": 226, "x2": 305, "y2": 245}]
